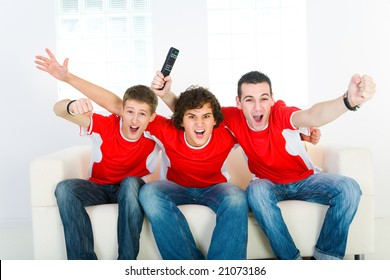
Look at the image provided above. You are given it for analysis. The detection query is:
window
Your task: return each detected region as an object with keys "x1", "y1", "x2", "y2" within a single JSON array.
[
  {"x1": 56, "y1": 0, "x2": 153, "y2": 108},
  {"x1": 207, "y1": 0, "x2": 308, "y2": 106}
]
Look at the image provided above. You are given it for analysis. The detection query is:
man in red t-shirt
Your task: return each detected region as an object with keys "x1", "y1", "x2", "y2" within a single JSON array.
[
  {"x1": 139, "y1": 86, "x2": 247, "y2": 260},
  {"x1": 39, "y1": 62, "x2": 160, "y2": 259},
  {"x1": 222, "y1": 71, "x2": 375, "y2": 260}
]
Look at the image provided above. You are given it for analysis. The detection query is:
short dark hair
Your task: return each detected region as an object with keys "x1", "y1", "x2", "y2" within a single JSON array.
[
  {"x1": 237, "y1": 71, "x2": 273, "y2": 100},
  {"x1": 123, "y1": 85, "x2": 158, "y2": 113},
  {"x1": 172, "y1": 86, "x2": 224, "y2": 130}
]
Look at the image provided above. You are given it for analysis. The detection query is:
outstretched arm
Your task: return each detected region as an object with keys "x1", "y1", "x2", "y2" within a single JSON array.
[
  {"x1": 150, "y1": 71, "x2": 178, "y2": 112},
  {"x1": 35, "y1": 48, "x2": 123, "y2": 116},
  {"x1": 292, "y1": 74, "x2": 376, "y2": 128},
  {"x1": 53, "y1": 98, "x2": 93, "y2": 128}
]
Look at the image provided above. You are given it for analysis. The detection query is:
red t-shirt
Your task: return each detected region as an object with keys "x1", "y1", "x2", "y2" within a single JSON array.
[
  {"x1": 222, "y1": 101, "x2": 316, "y2": 184},
  {"x1": 85, "y1": 113, "x2": 160, "y2": 185},
  {"x1": 145, "y1": 115, "x2": 237, "y2": 188}
]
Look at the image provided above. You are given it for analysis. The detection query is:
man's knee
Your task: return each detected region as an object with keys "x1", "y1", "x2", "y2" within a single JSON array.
[
  {"x1": 218, "y1": 186, "x2": 248, "y2": 214},
  {"x1": 118, "y1": 176, "x2": 143, "y2": 200},
  {"x1": 54, "y1": 179, "x2": 74, "y2": 200},
  {"x1": 138, "y1": 182, "x2": 164, "y2": 217},
  {"x1": 342, "y1": 177, "x2": 362, "y2": 207},
  {"x1": 246, "y1": 180, "x2": 275, "y2": 210}
]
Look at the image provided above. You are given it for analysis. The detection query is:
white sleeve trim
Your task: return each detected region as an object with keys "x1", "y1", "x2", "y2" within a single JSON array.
[{"x1": 79, "y1": 114, "x2": 94, "y2": 136}]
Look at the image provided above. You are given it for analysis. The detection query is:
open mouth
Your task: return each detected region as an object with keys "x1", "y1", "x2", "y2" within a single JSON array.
[
  {"x1": 195, "y1": 129, "x2": 205, "y2": 137},
  {"x1": 130, "y1": 125, "x2": 140, "y2": 133},
  {"x1": 253, "y1": 115, "x2": 263, "y2": 123}
]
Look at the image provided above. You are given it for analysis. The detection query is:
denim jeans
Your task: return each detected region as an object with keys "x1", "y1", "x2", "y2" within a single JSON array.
[
  {"x1": 246, "y1": 173, "x2": 361, "y2": 260},
  {"x1": 54, "y1": 176, "x2": 144, "y2": 260},
  {"x1": 139, "y1": 180, "x2": 248, "y2": 260}
]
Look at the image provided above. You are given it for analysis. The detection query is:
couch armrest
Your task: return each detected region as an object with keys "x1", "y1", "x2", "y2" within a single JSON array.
[
  {"x1": 324, "y1": 146, "x2": 374, "y2": 195},
  {"x1": 30, "y1": 145, "x2": 91, "y2": 207},
  {"x1": 307, "y1": 144, "x2": 374, "y2": 195}
]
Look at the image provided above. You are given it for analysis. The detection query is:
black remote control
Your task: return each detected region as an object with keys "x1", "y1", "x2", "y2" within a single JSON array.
[{"x1": 161, "y1": 47, "x2": 179, "y2": 77}]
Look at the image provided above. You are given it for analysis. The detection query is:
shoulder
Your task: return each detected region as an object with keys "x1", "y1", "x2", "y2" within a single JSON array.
[
  {"x1": 222, "y1": 106, "x2": 239, "y2": 117},
  {"x1": 91, "y1": 113, "x2": 119, "y2": 133},
  {"x1": 273, "y1": 100, "x2": 287, "y2": 109},
  {"x1": 92, "y1": 112, "x2": 118, "y2": 122},
  {"x1": 272, "y1": 100, "x2": 300, "y2": 115},
  {"x1": 221, "y1": 106, "x2": 246, "y2": 131},
  {"x1": 148, "y1": 114, "x2": 172, "y2": 126},
  {"x1": 148, "y1": 114, "x2": 173, "y2": 129},
  {"x1": 146, "y1": 114, "x2": 177, "y2": 139},
  {"x1": 222, "y1": 106, "x2": 242, "y2": 123},
  {"x1": 271, "y1": 100, "x2": 300, "y2": 129},
  {"x1": 214, "y1": 126, "x2": 236, "y2": 143}
]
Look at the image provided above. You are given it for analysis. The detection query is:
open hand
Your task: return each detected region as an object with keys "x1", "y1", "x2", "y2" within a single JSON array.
[{"x1": 35, "y1": 48, "x2": 70, "y2": 82}]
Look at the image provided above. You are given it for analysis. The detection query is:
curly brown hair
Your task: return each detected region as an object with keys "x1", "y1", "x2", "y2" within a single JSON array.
[{"x1": 172, "y1": 86, "x2": 224, "y2": 130}]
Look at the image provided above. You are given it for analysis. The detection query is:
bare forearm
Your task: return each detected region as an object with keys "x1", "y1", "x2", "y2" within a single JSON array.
[
  {"x1": 294, "y1": 74, "x2": 376, "y2": 128},
  {"x1": 67, "y1": 73, "x2": 123, "y2": 116},
  {"x1": 53, "y1": 99, "x2": 92, "y2": 128},
  {"x1": 53, "y1": 99, "x2": 71, "y2": 118},
  {"x1": 293, "y1": 96, "x2": 348, "y2": 127},
  {"x1": 160, "y1": 91, "x2": 177, "y2": 112}
]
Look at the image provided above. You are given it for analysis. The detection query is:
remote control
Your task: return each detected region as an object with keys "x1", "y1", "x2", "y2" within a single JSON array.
[{"x1": 161, "y1": 47, "x2": 179, "y2": 77}]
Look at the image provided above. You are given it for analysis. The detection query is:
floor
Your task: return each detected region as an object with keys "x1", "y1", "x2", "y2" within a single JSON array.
[
  {"x1": 0, "y1": 226, "x2": 33, "y2": 260},
  {"x1": 365, "y1": 218, "x2": 390, "y2": 259},
  {"x1": 1, "y1": 218, "x2": 389, "y2": 260}
]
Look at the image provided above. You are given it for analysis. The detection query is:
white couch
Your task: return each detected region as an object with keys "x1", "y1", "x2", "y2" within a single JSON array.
[{"x1": 30, "y1": 144, "x2": 375, "y2": 260}]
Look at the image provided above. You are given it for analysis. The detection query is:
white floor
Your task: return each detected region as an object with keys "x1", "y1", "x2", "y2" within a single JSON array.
[
  {"x1": 1, "y1": 218, "x2": 389, "y2": 260},
  {"x1": 0, "y1": 226, "x2": 33, "y2": 260},
  {"x1": 365, "y1": 218, "x2": 390, "y2": 260}
]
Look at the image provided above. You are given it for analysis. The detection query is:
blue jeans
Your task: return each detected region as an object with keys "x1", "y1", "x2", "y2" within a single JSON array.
[
  {"x1": 246, "y1": 173, "x2": 361, "y2": 260},
  {"x1": 139, "y1": 180, "x2": 248, "y2": 260},
  {"x1": 54, "y1": 177, "x2": 144, "y2": 260}
]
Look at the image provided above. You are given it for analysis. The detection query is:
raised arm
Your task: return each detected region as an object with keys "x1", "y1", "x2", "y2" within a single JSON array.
[
  {"x1": 35, "y1": 48, "x2": 123, "y2": 116},
  {"x1": 150, "y1": 71, "x2": 178, "y2": 112},
  {"x1": 292, "y1": 74, "x2": 376, "y2": 128},
  {"x1": 53, "y1": 98, "x2": 93, "y2": 128}
]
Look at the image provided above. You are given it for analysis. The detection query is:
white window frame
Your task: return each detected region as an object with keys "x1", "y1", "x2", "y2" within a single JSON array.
[
  {"x1": 56, "y1": 0, "x2": 153, "y2": 109},
  {"x1": 207, "y1": 0, "x2": 308, "y2": 107}
]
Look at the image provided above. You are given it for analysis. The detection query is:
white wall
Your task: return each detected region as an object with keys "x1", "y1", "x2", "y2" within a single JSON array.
[
  {"x1": 0, "y1": 0, "x2": 389, "y2": 227},
  {"x1": 306, "y1": 0, "x2": 390, "y2": 217},
  {"x1": 0, "y1": 0, "x2": 85, "y2": 226}
]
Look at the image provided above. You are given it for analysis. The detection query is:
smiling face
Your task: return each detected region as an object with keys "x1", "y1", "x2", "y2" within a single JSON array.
[
  {"x1": 121, "y1": 99, "x2": 156, "y2": 141},
  {"x1": 236, "y1": 82, "x2": 274, "y2": 131},
  {"x1": 181, "y1": 103, "x2": 216, "y2": 147}
]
